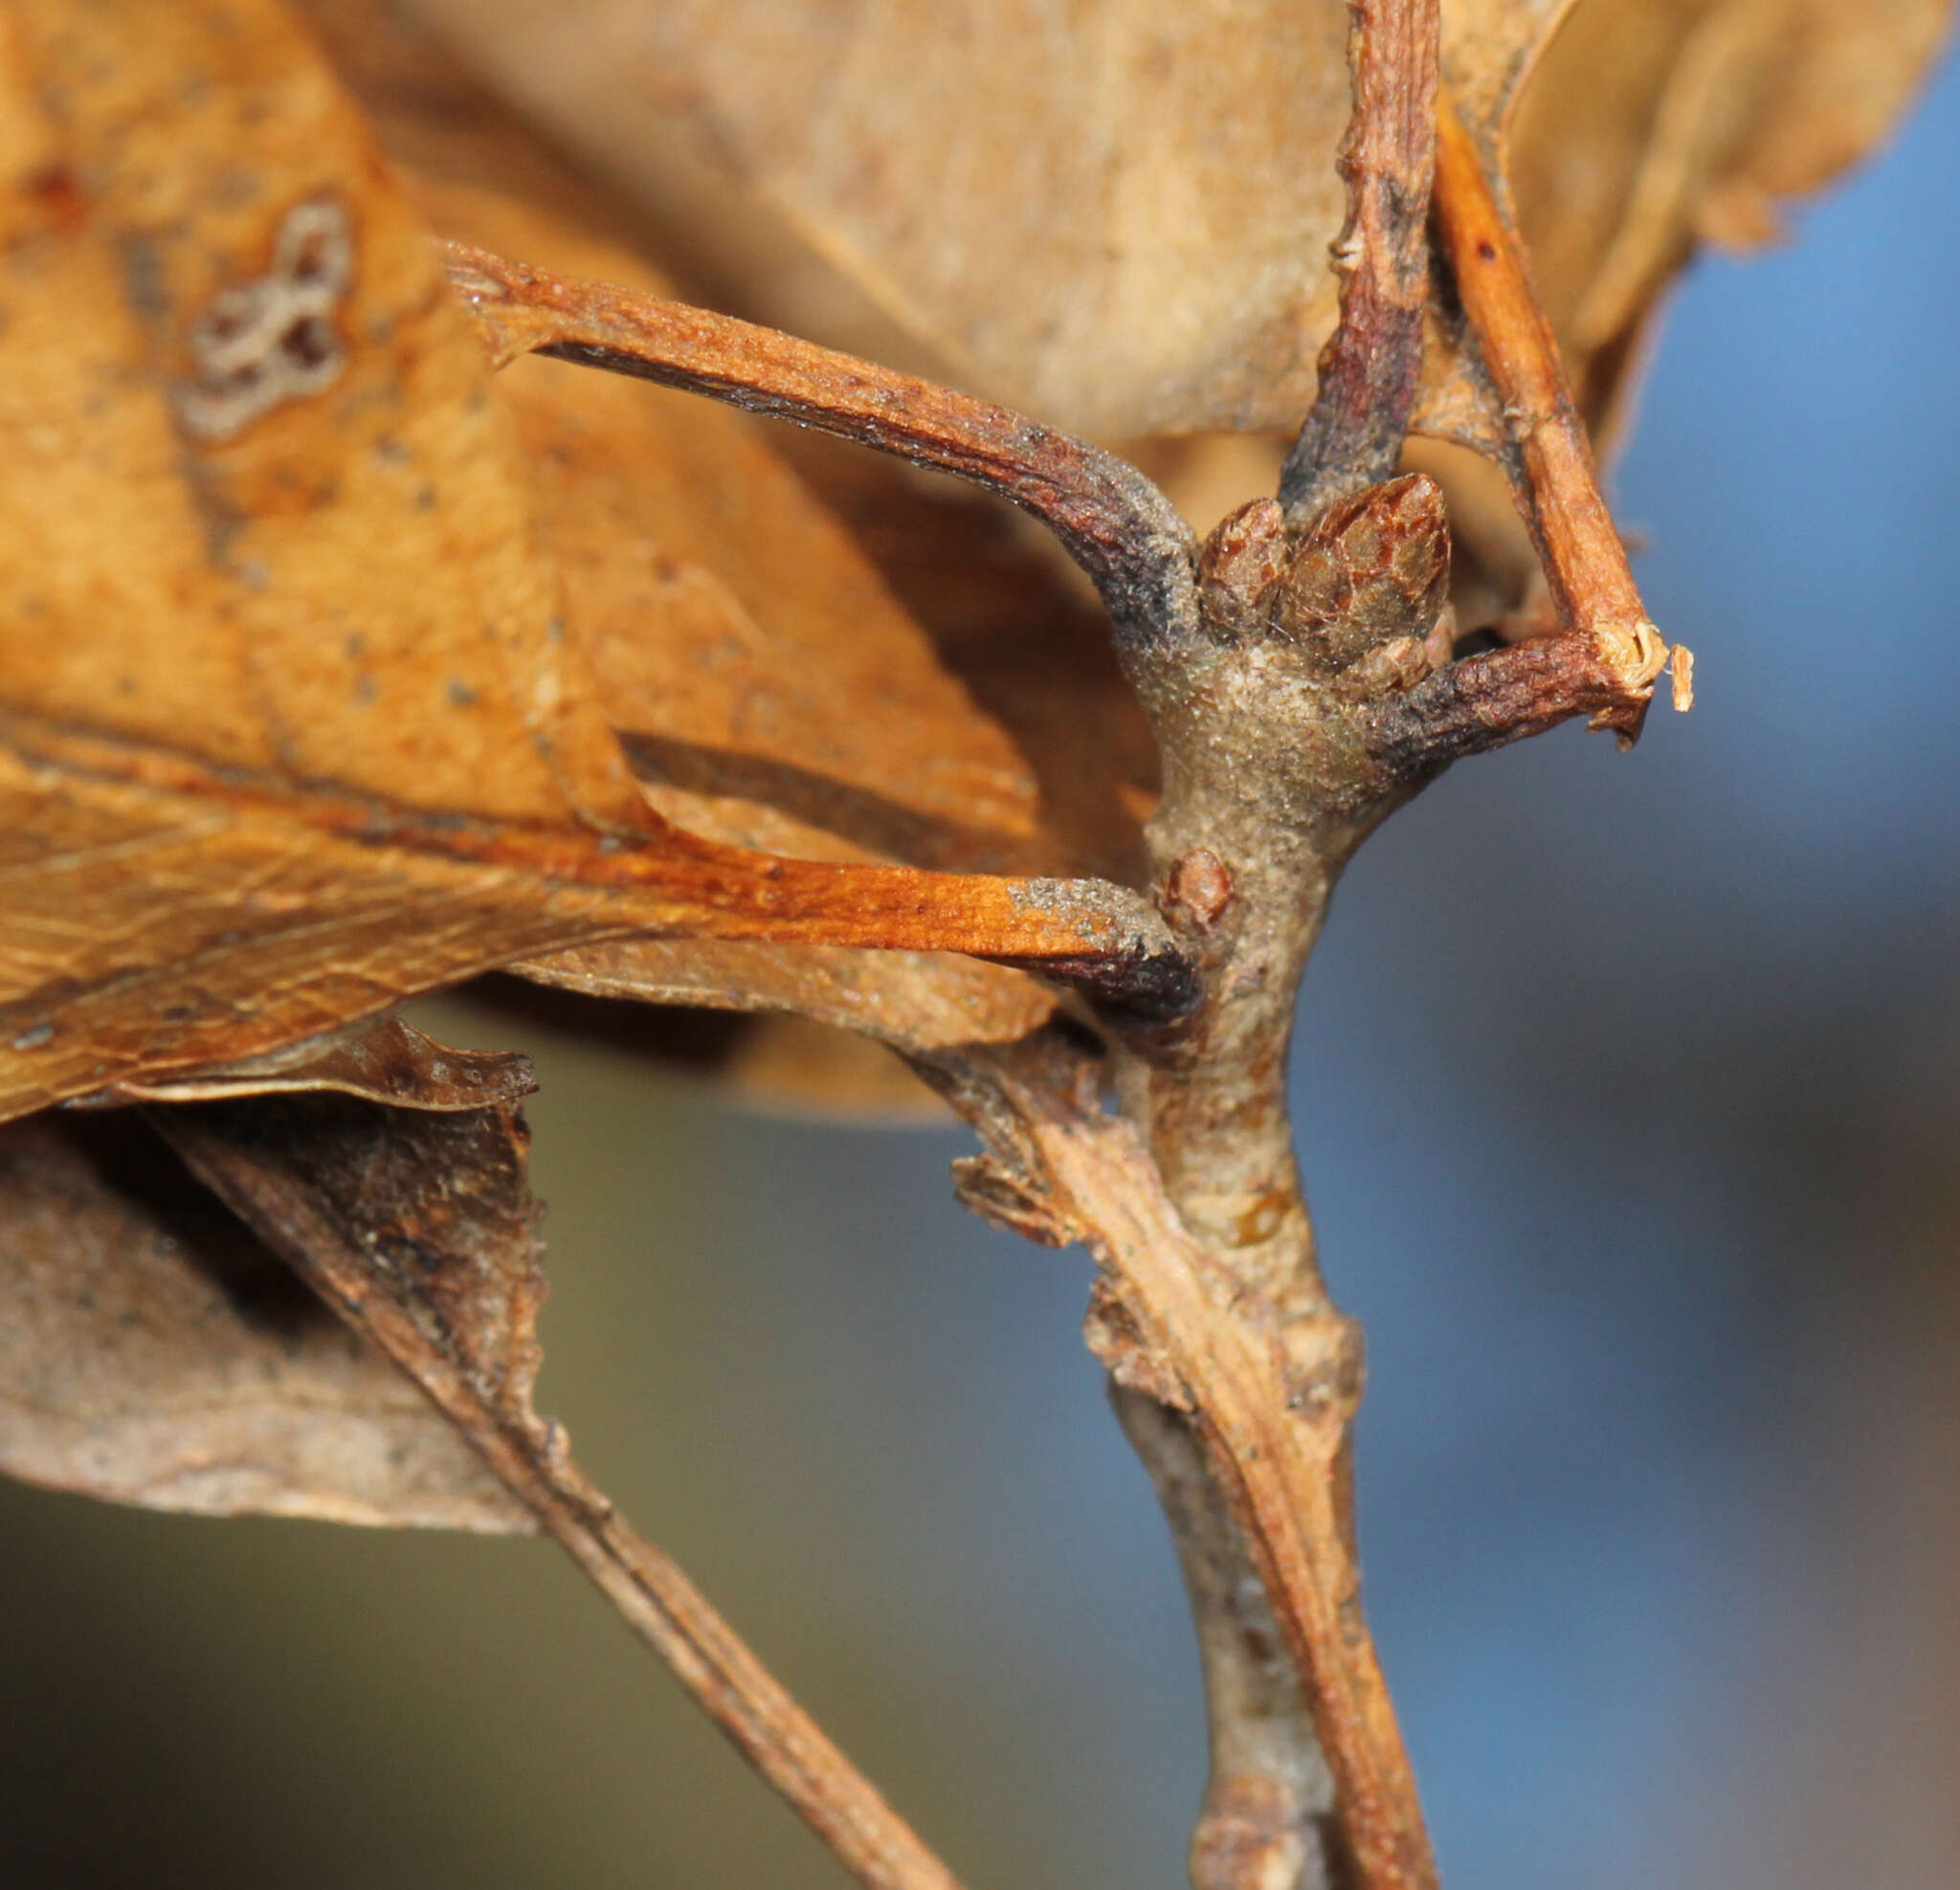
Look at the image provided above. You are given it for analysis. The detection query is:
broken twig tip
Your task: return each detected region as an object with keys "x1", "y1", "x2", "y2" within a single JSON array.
[{"x1": 1595, "y1": 618, "x2": 1669, "y2": 690}]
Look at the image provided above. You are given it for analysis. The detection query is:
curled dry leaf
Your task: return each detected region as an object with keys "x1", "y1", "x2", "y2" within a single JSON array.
[
  {"x1": 150, "y1": 1090, "x2": 552, "y2": 1493},
  {"x1": 0, "y1": 1019, "x2": 535, "y2": 1530},
  {"x1": 0, "y1": 0, "x2": 1194, "y2": 1128},
  {"x1": 402, "y1": 0, "x2": 1949, "y2": 445},
  {"x1": 1505, "y1": 0, "x2": 1951, "y2": 426}
]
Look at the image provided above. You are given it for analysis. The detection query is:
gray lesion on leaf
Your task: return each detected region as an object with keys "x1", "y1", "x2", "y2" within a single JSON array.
[{"x1": 176, "y1": 198, "x2": 355, "y2": 440}]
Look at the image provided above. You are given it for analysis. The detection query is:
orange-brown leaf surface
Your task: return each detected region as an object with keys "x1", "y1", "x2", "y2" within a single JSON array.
[
  {"x1": 0, "y1": 0, "x2": 1182, "y2": 1126},
  {"x1": 306, "y1": 0, "x2": 1167, "y2": 1064}
]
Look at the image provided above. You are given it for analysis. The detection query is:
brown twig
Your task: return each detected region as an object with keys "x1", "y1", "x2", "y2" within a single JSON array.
[
  {"x1": 155, "y1": 1083, "x2": 968, "y2": 1890},
  {"x1": 1111, "y1": 1387, "x2": 1337, "y2": 1890},
  {"x1": 1280, "y1": 0, "x2": 1441, "y2": 522},
  {"x1": 1430, "y1": 85, "x2": 1692, "y2": 730},
  {"x1": 1082, "y1": 474, "x2": 1457, "y2": 1889},
  {"x1": 1361, "y1": 623, "x2": 1675, "y2": 771},
  {"x1": 927, "y1": 1039, "x2": 1437, "y2": 1890},
  {"x1": 443, "y1": 244, "x2": 1200, "y2": 672}
]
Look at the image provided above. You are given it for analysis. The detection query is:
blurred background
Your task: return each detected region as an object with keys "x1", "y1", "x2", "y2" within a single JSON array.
[{"x1": 3, "y1": 31, "x2": 1958, "y2": 1890}]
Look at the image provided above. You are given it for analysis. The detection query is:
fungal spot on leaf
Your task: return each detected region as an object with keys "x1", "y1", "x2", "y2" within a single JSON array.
[
  {"x1": 280, "y1": 315, "x2": 334, "y2": 371},
  {"x1": 176, "y1": 198, "x2": 353, "y2": 440}
]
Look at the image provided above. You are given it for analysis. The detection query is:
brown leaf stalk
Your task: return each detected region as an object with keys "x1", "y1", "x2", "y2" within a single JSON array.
[
  {"x1": 1361, "y1": 625, "x2": 1679, "y2": 772},
  {"x1": 443, "y1": 245, "x2": 1202, "y2": 670},
  {"x1": 156, "y1": 1088, "x2": 968, "y2": 1890},
  {"x1": 0, "y1": 711, "x2": 1198, "y2": 1026},
  {"x1": 1280, "y1": 0, "x2": 1441, "y2": 522},
  {"x1": 1430, "y1": 85, "x2": 1691, "y2": 730}
]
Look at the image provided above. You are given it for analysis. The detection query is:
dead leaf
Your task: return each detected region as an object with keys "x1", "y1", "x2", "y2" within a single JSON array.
[
  {"x1": 295, "y1": 0, "x2": 1177, "y2": 1079},
  {"x1": 0, "y1": 1046, "x2": 534, "y2": 1530},
  {"x1": 404, "y1": 0, "x2": 1356, "y2": 437},
  {"x1": 0, "y1": 0, "x2": 1190, "y2": 1128},
  {"x1": 146, "y1": 1000, "x2": 974, "y2": 1890},
  {"x1": 1510, "y1": 0, "x2": 1949, "y2": 425},
  {"x1": 400, "y1": 0, "x2": 1949, "y2": 448},
  {"x1": 152, "y1": 1085, "x2": 550, "y2": 1477},
  {"x1": 2, "y1": 0, "x2": 638, "y2": 831}
]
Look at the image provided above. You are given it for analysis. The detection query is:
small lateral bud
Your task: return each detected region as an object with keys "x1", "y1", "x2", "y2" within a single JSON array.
[
  {"x1": 1162, "y1": 849, "x2": 1235, "y2": 930},
  {"x1": 1195, "y1": 500, "x2": 1288, "y2": 641},
  {"x1": 1423, "y1": 601, "x2": 1459, "y2": 674},
  {"x1": 1341, "y1": 634, "x2": 1434, "y2": 699},
  {"x1": 1273, "y1": 474, "x2": 1450, "y2": 673}
]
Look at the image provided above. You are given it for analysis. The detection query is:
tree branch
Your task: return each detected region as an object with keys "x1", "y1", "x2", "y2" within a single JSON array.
[
  {"x1": 924, "y1": 1036, "x2": 1436, "y2": 1890},
  {"x1": 1111, "y1": 1385, "x2": 1337, "y2": 1890},
  {"x1": 443, "y1": 244, "x2": 1201, "y2": 671},
  {"x1": 1279, "y1": 0, "x2": 1441, "y2": 522},
  {"x1": 934, "y1": 468, "x2": 1668, "y2": 1890},
  {"x1": 1071, "y1": 472, "x2": 1454, "y2": 1890}
]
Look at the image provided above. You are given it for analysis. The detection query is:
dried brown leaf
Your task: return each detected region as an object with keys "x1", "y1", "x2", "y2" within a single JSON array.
[
  {"x1": 301, "y1": 0, "x2": 1176, "y2": 1074},
  {"x1": 407, "y1": 0, "x2": 1355, "y2": 437},
  {"x1": 0, "y1": 1039, "x2": 534, "y2": 1530},
  {"x1": 153, "y1": 1089, "x2": 550, "y2": 1475},
  {"x1": 0, "y1": 0, "x2": 1189, "y2": 1127},
  {"x1": 402, "y1": 0, "x2": 1949, "y2": 448},
  {"x1": 1507, "y1": 0, "x2": 1949, "y2": 428},
  {"x1": 149, "y1": 1033, "x2": 969, "y2": 1890}
]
